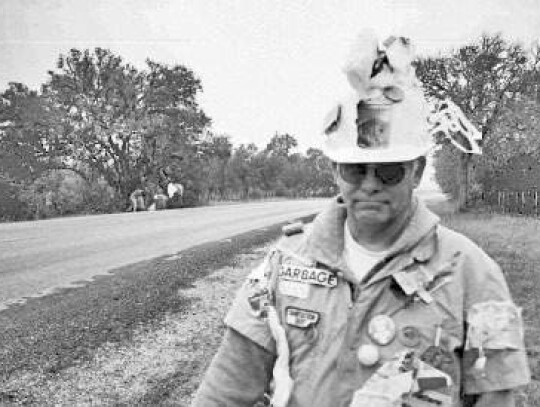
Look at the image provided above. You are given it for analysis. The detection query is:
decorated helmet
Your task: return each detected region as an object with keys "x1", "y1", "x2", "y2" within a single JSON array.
[{"x1": 322, "y1": 31, "x2": 432, "y2": 163}]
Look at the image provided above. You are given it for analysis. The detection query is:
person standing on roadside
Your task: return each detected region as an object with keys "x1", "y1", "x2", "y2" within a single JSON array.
[{"x1": 192, "y1": 32, "x2": 530, "y2": 407}]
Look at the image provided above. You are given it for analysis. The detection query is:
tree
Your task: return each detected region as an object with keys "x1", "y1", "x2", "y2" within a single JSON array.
[
  {"x1": 305, "y1": 147, "x2": 336, "y2": 196},
  {"x1": 265, "y1": 132, "x2": 298, "y2": 157},
  {"x1": 476, "y1": 96, "x2": 540, "y2": 191},
  {"x1": 44, "y1": 48, "x2": 210, "y2": 202},
  {"x1": 228, "y1": 143, "x2": 259, "y2": 199},
  {"x1": 416, "y1": 34, "x2": 538, "y2": 209},
  {"x1": 199, "y1": 133, "x2": 233, "y2": 199},
  {"x1": 0, "y1": 82, "x2": 84, "y2": 219},
  {"x1": 0, "y1": 82, "x2": 72, "y2": 184}
]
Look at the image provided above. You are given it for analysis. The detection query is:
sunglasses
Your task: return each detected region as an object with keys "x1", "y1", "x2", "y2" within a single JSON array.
[{"x1": 338, "y1": 162, "x2": 411, "y2": 186}]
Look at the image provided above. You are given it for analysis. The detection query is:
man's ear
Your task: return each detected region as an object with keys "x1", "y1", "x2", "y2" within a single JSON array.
[{"x1": 412, "y1": 156, "x2": 426, "y2": 188}]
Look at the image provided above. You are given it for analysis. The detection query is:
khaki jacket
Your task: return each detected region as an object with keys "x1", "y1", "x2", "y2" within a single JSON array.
[{"x1": 199, "y1": 197, "x2": 530, "y2": 407}]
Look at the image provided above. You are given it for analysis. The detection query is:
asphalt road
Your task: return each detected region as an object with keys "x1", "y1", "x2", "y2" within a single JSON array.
[{"x1": 0, "y1": 199, "x2": 329, "y2": 311}]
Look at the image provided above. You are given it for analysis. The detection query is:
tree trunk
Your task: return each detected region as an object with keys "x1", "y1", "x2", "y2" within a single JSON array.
[{"x1": 457, "y1": 153, "x2": 471, "y2": 210}]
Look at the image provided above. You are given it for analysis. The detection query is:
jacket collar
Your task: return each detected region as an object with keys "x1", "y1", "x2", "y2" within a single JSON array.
[{"x1": 304, "y1": 194, "x2": 440, "y2": 284}]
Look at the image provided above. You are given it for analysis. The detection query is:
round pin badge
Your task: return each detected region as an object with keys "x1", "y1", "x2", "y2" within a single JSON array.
[
  {"x1": 399, "y1": 326, "x2": 421, "y2": 348},
  {"x1": 357, "y1": 344, "x2": 380, "y2": 366},
  {"x1": 368, "y1": 315, "x2": 397, "y2": 346}
]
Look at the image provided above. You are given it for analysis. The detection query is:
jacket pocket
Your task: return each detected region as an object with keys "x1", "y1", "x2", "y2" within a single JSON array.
[{"x1": 285, "y1": 319, "x2": 322, "y2": 381}]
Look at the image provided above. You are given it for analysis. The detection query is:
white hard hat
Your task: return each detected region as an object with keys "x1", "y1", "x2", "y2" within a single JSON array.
[{"x1": 322, "y1": 31, "x2": 432, "y2": 163}]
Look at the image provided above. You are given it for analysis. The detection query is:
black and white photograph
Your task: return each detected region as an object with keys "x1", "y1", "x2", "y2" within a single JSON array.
[{"x1": 1, "y1": 1, "x2": 539, "y2": 406}]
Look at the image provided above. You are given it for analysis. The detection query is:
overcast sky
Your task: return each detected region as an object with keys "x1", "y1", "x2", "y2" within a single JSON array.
[{"x1": 1, "y1": 0, "x2": 540, "y2": 190}]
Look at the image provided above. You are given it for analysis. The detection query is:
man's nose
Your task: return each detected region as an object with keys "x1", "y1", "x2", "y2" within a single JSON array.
[{"x1": 359, "y1": 167, "x2": 383, "y2": 193}]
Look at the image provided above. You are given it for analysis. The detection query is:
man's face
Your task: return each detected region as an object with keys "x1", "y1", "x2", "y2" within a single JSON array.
[{"x1": 333, "y1": 158, "x2": 425, "y2": 230}]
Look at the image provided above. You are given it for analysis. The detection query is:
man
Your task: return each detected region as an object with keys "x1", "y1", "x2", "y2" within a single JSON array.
[
  {"x1": 128, "y1": 188, "x2": 146, "y2": 212},
  {"x1": 192, "y1": 33, "x2": 530, "y2": 407}
]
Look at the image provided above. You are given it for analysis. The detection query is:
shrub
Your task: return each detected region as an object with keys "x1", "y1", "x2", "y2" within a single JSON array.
[
  {"x1": 248, "y1": 188, "x2": 265, "y2": 200},
  {"x1": 81, "y1": 178, "x2": 121, "y2": 214},
  {"x1": 0, "y1": 181, "x2": 31, "y2": 221},
  {"x1": 274, "y1": 185, "x2": 290, "y2": 197},
  {"x1": 16, "y1": 171, "x2": 121, "y2": 219}
]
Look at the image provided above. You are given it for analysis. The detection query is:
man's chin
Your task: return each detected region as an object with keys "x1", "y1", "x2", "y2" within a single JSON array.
[{"x1": 351, "y1": 209, "x2": 388, "y2": 225}]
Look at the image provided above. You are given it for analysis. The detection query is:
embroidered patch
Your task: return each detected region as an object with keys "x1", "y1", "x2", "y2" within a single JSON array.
[
  {"x1": 466, "y1": 300, "x2": 523, "y2": 350},
  {"x1": 393, "y1": 264, "x2": 454, "y2": 303},
  {"x1": 247, "y1": 287, "x2": 269, "y2": 316},
  {"x1": 416, "y1": 360, "x2": 453, "y2": 391},
  {"x1": 279, "y1": 265, "x2": 337, "y2": 288},
  {"x1": 393, "y1": 267, "x2": 433, "y2": 296},
  {"x1": 394, "y1": 257, "x2": 457, "y2": 297},
  {"x1": 279, "y1": 280, "x2": 309, "y2": 299},
  {"x1": 285, "y1": 307, "x2": 320, "y2": 328}
]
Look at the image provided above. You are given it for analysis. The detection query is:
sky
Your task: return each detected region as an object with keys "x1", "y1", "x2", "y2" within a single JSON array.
[{"x1": 1, "y1": 0, "x2": 540, "y2": 189}]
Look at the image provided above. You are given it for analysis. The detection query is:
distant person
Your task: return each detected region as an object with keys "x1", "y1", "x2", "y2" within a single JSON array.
[
  {"x1": 192, "y1": 32, "x2": 529, "y2": 407},
  {"x1": 158, "y1": 167, "x2": 172, "y2": 191},
  {"x1": 166, "y1": 181, "x2": 184, "y2": 208},
  {"x1": 149, "y1": 187, "x2": 168, "y2": 211},
  {"x1": 128, "y1": 188, "x2": 146, "y2": 212}
]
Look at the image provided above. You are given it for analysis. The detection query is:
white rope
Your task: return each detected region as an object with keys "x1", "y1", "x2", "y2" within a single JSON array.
[
  {"x1": 428, "y1": 98, "x2": 482, "y2": 154},
  {"x1": 267, "y1": 306, "x2": 294, "y2": 407}
]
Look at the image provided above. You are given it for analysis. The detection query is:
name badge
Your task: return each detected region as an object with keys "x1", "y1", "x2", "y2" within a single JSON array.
[
  {"x1": 285, "y1": 307, "x2": 320, "y2": 328},
  {"x1": 280, "y1": 280, "x2": 309, "y2": 299},
  {"x1": 279, "y1": 265, "x2": 338, "y2": 288}
]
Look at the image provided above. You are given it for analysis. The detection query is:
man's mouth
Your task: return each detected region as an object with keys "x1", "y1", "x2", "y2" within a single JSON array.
[{"x1": 354, "y1": 200, "x2": 387, "y2": 209}]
